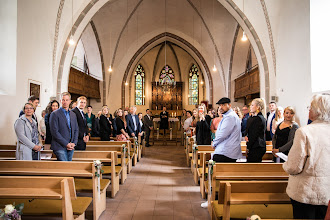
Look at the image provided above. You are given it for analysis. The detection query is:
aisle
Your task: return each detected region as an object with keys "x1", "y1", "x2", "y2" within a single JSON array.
[{"x1": 100, "y1": 142, "x2": 210, "y2": 220}]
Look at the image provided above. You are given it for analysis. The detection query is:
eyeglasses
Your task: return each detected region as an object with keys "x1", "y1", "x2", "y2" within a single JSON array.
[{"x1": 25, "y1": 107, "x2": 34, "y2": 110}]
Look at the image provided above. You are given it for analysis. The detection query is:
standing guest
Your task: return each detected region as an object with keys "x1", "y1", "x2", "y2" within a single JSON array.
[
  {"x1": 115, "y1": 109, "x2": 130, "y2": 141},
  {"x1": 241, "y1": 105, "x2": 250, "y2": 137},
  {"x1": 69, "y1": 101, "x2": 77, "y2": 110},
  {"x1": 212, "y1": 97, "x2": 242, "y2": 162},
  {"x1": 143, "y1": 109, "x2": 153, "y2": 147},
  {"x1": 183, "y1": 110, "x2": 193, "y2": 135},
  {"x1": 15, "y1": 103, "x2": 42, "y2": 160},
  {"x1": 126, "y1": 106, "x2": 141, "y2": 137},
  {"x1": 19, "y1": 95, "x2": 39, "y2": 123},
  {"x1": 39, "y1": 110, "x2": 46, "y2": 140},
  {"x1": 45, "y1": 100, "x2": 59, "y2": 144},
  {"x1": 207, "y1": 109, "x2": 215, "y2": 119},
  {"x1": 196, "y1": 104, "x2": 212, "y2": 145},
  {"x1": 283, "y1": 94, "x2": 330, "y2": 219},
  {"x1": 72, "y1": 96, "x2": 89, "y2": 150},
  {"x1": 124, "y1": 109, "x2": 129, "y2": 117},
  {"x1": 50, "y1": 92, "x2": 78, "y2": 161},
  {"x1": 92, "y1": 111, "x2": 102, "y2": 137},
  {"x1": 85, "y1": 105, "x2": 95, "y2": 136},
  {"x1": 272, "y1": 106, "x2": 299, "y2": 162},
  {"x1": 138, "y1": 112, "x2": 145, "y2": 143},
  {"x1": 266, "y1": 101, "x2": 277, "y2": 140},
  {"x1": 180, "y1": 109, "x2": 187, "y2": 127},
  {"x1": 190, "y1": 109, "x2": 198, "y2": 135},
  {"x1": 160, "y1": 106, "x2": 169, "y2": 131},
  {"x1": 112, "y1": 110, "x2": 118, "y2": 138},
  {"x1": 245, "y1": 98, "x2": 267, "y2": 163},
  {"x1": 271, "y1": 106, "x2": 284, "y2": 135},
  {"x1": 233, "y1": 107, "x2": 243, "y2": 121},
  {"x1": 99, "y1": 106, "x2": 113, "y2": 141},
  {"x1": 210, "y1": 107, "x2": 222, "y2": 141}
]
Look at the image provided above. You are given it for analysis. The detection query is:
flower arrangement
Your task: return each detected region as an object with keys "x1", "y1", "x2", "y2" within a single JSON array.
[
  {"x1": 0, "y1": 203, "x2": 24, "y2": 220},
  {"x1": 93, "y1": 160, "x2": 104, "y2": 177},
  {"x1": 247, "y1": 214, "x2": 261, "y2": 220}
]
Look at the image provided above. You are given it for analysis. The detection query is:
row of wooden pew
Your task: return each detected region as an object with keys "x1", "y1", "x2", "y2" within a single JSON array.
[
  {"x1": 183, "y1": 133, "x2": 295, "y2": 220},
  {"x1": 0, "y1": 137, "x2": 145, "y2": 220}
]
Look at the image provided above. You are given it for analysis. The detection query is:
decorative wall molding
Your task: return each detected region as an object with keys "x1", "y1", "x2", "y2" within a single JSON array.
[
  {"x1": 52, "y1": 0, "x2": 65, "y2": 76},
  {"x1": 228, "y1": 24, "x2": 240, "y2": 98},
  {"x1": 90, "y1": 21, "x2": 106, "y2": 105},
  {"x1": 260, "y1": 0, "x2": 276, "y2": 76}
]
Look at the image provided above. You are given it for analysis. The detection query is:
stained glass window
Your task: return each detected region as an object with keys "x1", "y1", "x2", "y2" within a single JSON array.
[
  {"x1": 135, "y1": 64, "x2": 145, "y2": 105},
  {"x1": 189, "y1": 64, "x2": 199, "y2": 105},
  {"x1": 159, "y1": 66, "x2": 175, "y2": 83}
]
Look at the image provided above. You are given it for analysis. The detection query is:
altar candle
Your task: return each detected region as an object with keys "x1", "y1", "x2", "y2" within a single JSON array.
[{"x1": 156, "y1": 105, "x2": 158, "y2": 110}]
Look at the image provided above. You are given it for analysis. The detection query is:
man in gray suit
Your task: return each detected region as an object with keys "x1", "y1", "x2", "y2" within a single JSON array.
[
  {"x1": 50, "y1": 92, "x2": 78, "y2": 161},
  {"x1": 143, "y1": 109, "x2": 153, "y2": 147}
]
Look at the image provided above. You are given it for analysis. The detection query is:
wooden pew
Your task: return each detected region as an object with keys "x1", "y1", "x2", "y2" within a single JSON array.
[
  {"x1": 0, "y1": 160, "x2": 111, "y2": 220},
  {"x1": 210, "y1": 181, "x2": 292, "y2": 220},
  {"x1": 186, "y1": 136, "x2": 194, "y2": 167},
  {"x1": 87, "y1": 141, "x2": 133, "y2": 173},
  {"x1": 0, "y1": 145, "x2": 16, "y2": 150},
  {"x1": 0, "y1": 176, "x2": 92, "y2": 220}
]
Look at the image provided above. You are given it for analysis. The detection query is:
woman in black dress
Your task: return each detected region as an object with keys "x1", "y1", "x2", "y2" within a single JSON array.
[
  {"x1": 195, "y1": 104, "x2": 211, "y2": 145},
  {"x1": 99, "y1": 106, "x2": 113, "y2": 141},
  {"x1": 272, "y1": 106, "x2": 299, "y2": 162},
  {"x1": 115, "y1": 109, "x2": 130, "y2": 141},
  {"x1": 44, "y1": 100, "x2": 59, "y2": 144},
  {"x1": 245, "y1": 98, "x2": 267, "y2": 162}
]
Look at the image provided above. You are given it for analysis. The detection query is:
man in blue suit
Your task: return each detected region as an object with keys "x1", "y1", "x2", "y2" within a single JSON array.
[
  {"x1": 50, "y1": 92, "x2": 78, "y2": 161},
  {"x1": 126, "y1": 106, "x2": 142, "y2": 137}
]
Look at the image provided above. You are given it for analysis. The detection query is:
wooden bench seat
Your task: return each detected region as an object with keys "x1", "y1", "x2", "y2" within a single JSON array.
[
  {"x1": 0, "y1": 176, "x2": 92, "y2": 220},
  {"x1": 0, "y1": 160, "x2": 111, "y2": 220},
  {"x1": 0, "y1": 145, "x2": 16, "y2": 150},
  {"x1": 210, "y1": 181, "x2": 292, "y2": 220}
]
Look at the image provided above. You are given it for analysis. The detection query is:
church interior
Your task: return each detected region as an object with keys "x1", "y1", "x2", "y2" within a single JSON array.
[{"x1": 1, "y1": 0, "x2": 330, "y2": 219}]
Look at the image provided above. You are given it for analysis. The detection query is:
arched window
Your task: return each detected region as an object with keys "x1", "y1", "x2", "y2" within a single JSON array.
[
  {"x1": 159, "y1": 66, "x2": 175, "y2": 83},
  {"x1": 189, "y1": 64, "x2": 199, "y2": 105},
  {"x1": 135, "y1": 64, "x2": 145, "y2": 105}
]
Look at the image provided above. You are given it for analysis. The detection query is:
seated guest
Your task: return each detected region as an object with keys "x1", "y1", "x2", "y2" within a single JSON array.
[
  {"x1": 39, "y1": 110, "x2": 46, "y2": 140},
  {"x1": 271, "y1": 106, "x2": 284, "y2": 135},
  {"x1": 143, "y1": 109, "x2": 153, "y2": 147},
  {"x1": 210, "y1": 107, "x2": 222, "y2": 141},
  {"x1": 72, "y1": 96, "x2": 89, "y2": 150},
  {"x1": 115, "y1": 108, "x2": 130, "y2": 141},
  {"x1": 99, "y1": 106, "x2": 113, "y2": 141},
  {"x1": 183, "y1": 110, "x2": 193, "y2": 135},
  {"x1": 283, "y1": 94, "x2": 330, "y2": 219},
  {"x1": 245, "y1": 98, "x2": 266, "y2": 162},
  {"x1": 196, "y1": 104, "x2": 211, "y2": 145},
  {"x1": 15, "y1": 103, "x2": 42, "y2": 160},
  {"x1": 45, "y1": 100, "x2": 59, "y2": 144},
  {"x1": 85, "y1": 105, "x2": 95, "y2": 136},
  {"x1": 272, "y1": 106, "x2": 299, "y2": 162},
  {"x1": 50, "y1": 92, "x2": 78, "y2": 161},
  {"x1": 212, "y1": 97, "x2": 242, "y2": 162}
]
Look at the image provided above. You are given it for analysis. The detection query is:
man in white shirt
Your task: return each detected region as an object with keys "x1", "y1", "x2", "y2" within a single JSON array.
[{"x1": 266, "y1": 102, "x2": 277, "y2": 141}]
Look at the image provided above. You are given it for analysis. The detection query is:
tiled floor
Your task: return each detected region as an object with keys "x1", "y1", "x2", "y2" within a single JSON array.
[{"x1": 99, "y1": 141, "x2": 210, "y2": 220}]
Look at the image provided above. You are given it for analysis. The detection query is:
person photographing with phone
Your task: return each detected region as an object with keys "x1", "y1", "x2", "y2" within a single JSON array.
[{"x1": 195, "y1": 104, "x2": 212, "y2": 145}]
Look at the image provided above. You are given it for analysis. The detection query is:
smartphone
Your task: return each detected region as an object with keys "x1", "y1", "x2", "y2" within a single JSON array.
[{"x1": 199, "y1": 109, "x2": 203, "y2": 114}]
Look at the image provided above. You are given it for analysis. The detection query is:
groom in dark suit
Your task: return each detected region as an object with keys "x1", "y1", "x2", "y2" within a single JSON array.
[
  {"x1": 50, "y1": 92, "x2": 78, "y2": 161},
  {"x1": 72, "y1": 96, "x2": 89, "y2": 150}
]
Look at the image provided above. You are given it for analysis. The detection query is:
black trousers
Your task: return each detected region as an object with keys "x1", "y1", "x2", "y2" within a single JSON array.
[
  {"x1": 145, "y1": 129, "x2": 151, "y2": 147},
  {"x1": 213, "y1": 154, "x2": 236, "y2": 162},
  {"x1": 291, "y1": 199, "x2": 327, "y2": 219},
  {"x1": 265, "y1": 130, "x2": 272, "y2": 141},
  {"x1": 247, "y1": 147, "x2": 266, "y2": 162}
]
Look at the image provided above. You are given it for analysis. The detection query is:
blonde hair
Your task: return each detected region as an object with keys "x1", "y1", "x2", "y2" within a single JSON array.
[
  {"x1": 61, "y1": 92, "x2": 71, "y2": 99},
  {"x1": 77, "y1": 96, "x2": 87, "y2": 102},
  {"x1": 101, "y1": 106, "x2": 109, "y2": 116},
  {"x1": 284, "y1": 106, "x2": 295, "y2": 122},
  {"x1": 234, "y1": 107, "x2": 243, "y2": 119},
  {"x1": 252, "y1": 98, "x2": 266, "y2": 116},
  {"x1": 310, "y1": 93, "x2": 330, "y2": 122},
  {"x1": 274, "y1": 106, "x2": 284, "y2": 122}
]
